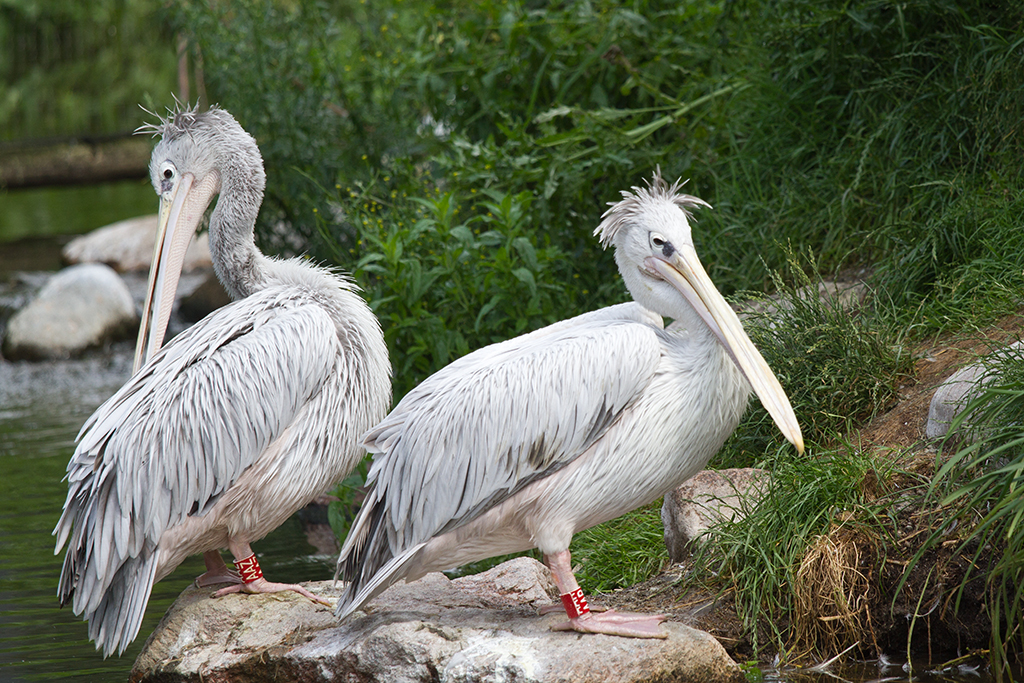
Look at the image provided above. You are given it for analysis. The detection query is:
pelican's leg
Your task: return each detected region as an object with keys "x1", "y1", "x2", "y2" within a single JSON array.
[
  {"x1": 194, "y1": 550, "x2": 242, "y2": 587},
  {"x1": 211, "y1": 540, "x2": 330, "y2": 606},
  {"x1": 543, "y1": 550, "x2": 668, "y2": 639}
]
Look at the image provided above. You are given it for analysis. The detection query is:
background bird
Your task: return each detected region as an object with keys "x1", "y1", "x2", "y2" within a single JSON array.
[
  {"x1": 53, "y1": 105, "x2": 391, "y2": 657},
  {"x1": 335, "y1": 171, "x2": 802, "y2": 638}
]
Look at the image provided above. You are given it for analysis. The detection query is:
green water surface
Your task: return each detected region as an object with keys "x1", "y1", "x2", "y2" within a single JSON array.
[{"x1": 0, "y1": 180, "x2": 155, "y2": 244}]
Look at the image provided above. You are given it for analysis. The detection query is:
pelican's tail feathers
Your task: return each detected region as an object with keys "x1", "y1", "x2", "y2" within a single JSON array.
[
  {"x1": 335, "y1": 494, "x2": 426, "y2": 619},
  {"x1": 88, "y1": 551, "x2": 159, "y2": 657},
  {"x1": 58, "y1": 523, "x2": 159, "y2": 658},
  {"x1": 335, "y1": 540, "x2": 426, "y2": 620}
]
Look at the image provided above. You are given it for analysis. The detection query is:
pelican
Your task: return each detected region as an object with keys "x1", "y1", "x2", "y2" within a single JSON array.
[
  {"x1": 335, "y1": 172, "x2": 803, "y2": 638},
  {"x1": 53, "y1": 105, "x2": 391, "y2": 657}
]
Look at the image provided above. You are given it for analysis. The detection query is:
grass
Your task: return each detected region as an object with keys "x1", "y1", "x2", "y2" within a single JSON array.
[
  {"x1": 716, "y1": 249, "x2": 916, "y2": 468},
  {"x1": 912, "y1": 347, "x2": 1024, "y2": 676},
  {"x1": 688, "y1": 444, "x2": 885, "y2": 656},
  {"x1": 571, "y1": 503, "x2": 669, "y2": 594}
]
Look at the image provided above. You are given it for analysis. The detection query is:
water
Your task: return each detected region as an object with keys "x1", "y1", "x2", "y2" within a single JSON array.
[{"x1": 0, "y1": 180, "x2": 155, "y2": 244}]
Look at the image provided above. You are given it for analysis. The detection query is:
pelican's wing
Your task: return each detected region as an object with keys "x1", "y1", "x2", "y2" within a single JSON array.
[
  {"x1": 54, "y1": 286, "x2": 338, "y2": 606},
  {"x1": 361, "y1": 301, "x2": 664, "y2": 551}
]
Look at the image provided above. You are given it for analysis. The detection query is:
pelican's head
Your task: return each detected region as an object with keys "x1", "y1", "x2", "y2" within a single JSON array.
[
  {"x1": 595, "y1": 170, "x2": 804, "y2": 454},
  {"x1": 132, "y1": 105, "x2": 264, "y2": 373}
]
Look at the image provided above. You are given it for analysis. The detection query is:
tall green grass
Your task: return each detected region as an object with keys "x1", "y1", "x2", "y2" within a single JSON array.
[
  {"x1": 717, "y1": 250, "x2": 915, "y2": 468},
  {"x1": 916, "y1": 347, "x2": 1024, "y2": 677}
]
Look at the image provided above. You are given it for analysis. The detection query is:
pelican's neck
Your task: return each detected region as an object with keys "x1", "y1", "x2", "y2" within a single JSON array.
[
  {"x1": 207, "y1": 167, "x2": 273, "y2": 301},
  {"x1": 664, "y1": 299, "x2": 721, "y2": 352}
]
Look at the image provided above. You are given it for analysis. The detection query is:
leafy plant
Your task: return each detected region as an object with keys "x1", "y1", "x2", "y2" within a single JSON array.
[{"x1": 0, "y1": 0, "x2": 177, "y2": 139}]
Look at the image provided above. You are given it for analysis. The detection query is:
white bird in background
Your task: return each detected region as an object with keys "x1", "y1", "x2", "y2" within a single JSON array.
[
  {"x1": 335, "y1": 171, "x2": 803, "y2": 638},
  {"x1": 53, "y1": 105, "x2": 391, "y2": 657}
]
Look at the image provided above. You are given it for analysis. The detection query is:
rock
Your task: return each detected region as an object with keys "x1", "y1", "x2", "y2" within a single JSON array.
[
  {"x1": 177, "y1": 272, "x2": 231, "y2": 322},
  {"x1": 661, "y1": 468, "x2": 768, "y2": 562},
  {"x1": 926, "y1": 341, "x2": 1024, "y2": 440},
  {"x1": 130, "y1": 557, "x2": 743, "y2": 683},
  {"x1": 739, "y1": 278, "x2": 868, "y2": 318},
  {"x1": 2, "y1": 263, "x2": 137, "y2": 360},
  {"x1": 62, "y1": 215, "x2": 211, "y2": 273}
]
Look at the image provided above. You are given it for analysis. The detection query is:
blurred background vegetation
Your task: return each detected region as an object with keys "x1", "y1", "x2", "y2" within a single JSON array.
[
  {"x1": 0, "y1": 0, "x2": 176, "y2": 139},
  {"x1": 5, "y1": 0, "x2": 1024, "y2": 668}
]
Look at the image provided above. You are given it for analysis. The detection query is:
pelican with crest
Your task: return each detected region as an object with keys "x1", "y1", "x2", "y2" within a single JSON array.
[
  {"x1": 53, "y1": 105, "x2": 391, "y2": 657},
  {"x1": 335, "y1": 171, "x2": 802, "y2": 638}
]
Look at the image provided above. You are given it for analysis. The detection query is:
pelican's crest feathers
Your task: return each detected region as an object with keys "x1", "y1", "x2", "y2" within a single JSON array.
[
  {"x1": 134, "y1": 100, "x2": 208, "y2": 139},
  {"x1": 594, "y1": 168, "x2": 711, "y2": 247}
]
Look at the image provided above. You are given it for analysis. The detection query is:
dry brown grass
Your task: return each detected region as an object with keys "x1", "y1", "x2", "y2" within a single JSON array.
[{"x1": 792, "y1": 520, "x2": 879, "y2": 660}]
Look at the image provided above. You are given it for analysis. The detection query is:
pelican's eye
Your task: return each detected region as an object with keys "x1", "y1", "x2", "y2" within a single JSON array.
[
  {"x1": 158, "y1": 161, "x2": 178, "y2": 196},
  {"x1": 651, "y1": 235, "x2": 675, "y2": 258}
]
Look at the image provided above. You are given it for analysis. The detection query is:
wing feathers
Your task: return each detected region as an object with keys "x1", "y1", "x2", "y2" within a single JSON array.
[
  {"x1": 54, "y1": 288, "x2": 340, "y2": 655},
  {"x1": 338, "y1": 302, "x2": 664, "y2": 616}
]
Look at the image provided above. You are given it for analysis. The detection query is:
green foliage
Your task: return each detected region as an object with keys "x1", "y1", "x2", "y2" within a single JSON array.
[
  {"x1": 717, "y1": 250, "x2": 914, "y2": 467},
  {"x1": 323, "y1": 174, "x2": 576, "y2": 394},
  {"x1": 0, "y1": 0, "x2": 176, "y2": 139},
  {"x1": 692, "y1": 0, "x2": 1024, "y2": 308},
  {"x1": 920, "y1": 348, "x2": 1024, "y2": 675},
  {"x1": 689, "y1": 445, "x2": 882, "y2": 654}
]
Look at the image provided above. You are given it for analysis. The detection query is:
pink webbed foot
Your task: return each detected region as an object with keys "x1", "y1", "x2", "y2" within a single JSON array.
[
  {"x1": 211, "y1": 544, "x2": 331, "y2": 607},
  {"x1": 212, "y1": 577, "x2": 331, "y2": 606},
  {"x1": 549, "y1": 610, "x2": 669, "y2": 639},
  {"x1": 194, "y1": 551, "x2": 242, "y2": 587},
  {"x1": 541, "y1": 548, "x2": 668, "y2": 639}
]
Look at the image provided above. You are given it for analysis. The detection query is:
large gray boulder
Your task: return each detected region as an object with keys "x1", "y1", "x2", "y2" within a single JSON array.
[
  {"x1": 130, "y1": 557, "x2": 743, "y2": 683},
  {"x1": 661, "y1": 468, "x2": 768, "y2": 562},
  {"x1": 62, "y1": 214, "x2": 211, "y2": 273},
  {"x1": 2, "y1": 263, "x2": 136, "y2": 360}
]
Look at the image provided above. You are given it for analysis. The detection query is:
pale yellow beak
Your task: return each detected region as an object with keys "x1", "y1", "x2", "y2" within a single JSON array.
[
  {"x1": 649, "y1": 245, "x2": 805, "y2": 454},
  {"x1": 133, "y1": 171, "x2": 218, "y2": 373}
]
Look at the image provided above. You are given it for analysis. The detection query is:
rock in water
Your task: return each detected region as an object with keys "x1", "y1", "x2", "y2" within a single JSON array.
[
  {"x1": 62, "y1": 215, "x2": 211, "y2": 273},
  {"x1": 130, "y1": 557, "x2": 743, "y2": 683},
  {"x1": 3, "y1": 263, "x2": 136, "y2": 360}
]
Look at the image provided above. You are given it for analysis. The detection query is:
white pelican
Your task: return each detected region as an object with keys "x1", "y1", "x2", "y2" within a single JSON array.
[
  {"x1": 53, "y1": 105, "x2": 391, "y2": 657},
  {"x1": 335, "y1": 171, "x2": 802, "y2": 638}
]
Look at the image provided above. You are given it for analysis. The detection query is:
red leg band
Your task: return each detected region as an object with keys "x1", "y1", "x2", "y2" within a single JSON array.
[
  {"x1": 234, "y1": 553, "x2": 263, "y2": 583},
  {"x1": 561, "y1": 588, "x2": 590, "y2": 619}
]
